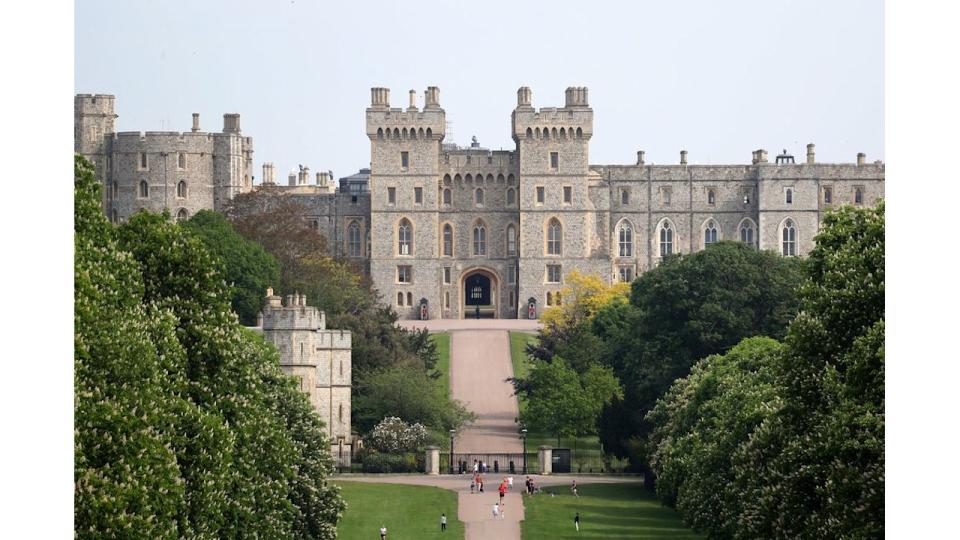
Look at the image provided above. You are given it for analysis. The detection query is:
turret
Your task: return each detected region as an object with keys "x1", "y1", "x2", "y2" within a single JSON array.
[
  {"x1": 74, "y1": 94, "x2": 117, "y2": 155},
  {"x1": 512, "y1": 86, "x2": 593, "y2": 176}
]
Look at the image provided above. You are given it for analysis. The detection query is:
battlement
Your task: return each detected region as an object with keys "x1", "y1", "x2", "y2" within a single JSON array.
[
  {"x1": 512, "y1": 86, "x2": 593, "y2": 141},
  {"x1": 75, "y1": 94, "x2": 116, "y2": 114},
  {"x1": 366, "y1": 86, "x2": 445, "y2": 140},
  {"x1": 261, "y1": 288, "x2": 327, "y2": 331}
]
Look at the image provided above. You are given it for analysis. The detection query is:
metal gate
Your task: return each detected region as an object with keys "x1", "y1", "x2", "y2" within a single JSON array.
[
  {"x1": 552, "y1": 448, "x2": 571, "y2": 473},
  {"x1": 439, "y1": 452, "x2": 536, "y2": 475}
]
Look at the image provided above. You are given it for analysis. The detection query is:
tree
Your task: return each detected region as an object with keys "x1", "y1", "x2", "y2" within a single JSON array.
[
  {"x1": 519, "y1": 358, "x2": 622, "y2": 446},
  {"x1": 353, "y1": 364, "x2": 474, "y2": 434},
  {"x1": 75, "y1": 156, "x2": 344, "y2": 538},
  {"x1": 647, "y1": 337, "x2": 783, "y2": 537},
  {"x1": 732, "y1": 202, "x2": 885, "y2": 539},
  {"x1": 596, "y1": 241, "x2": 803, "y2": 480},
  {"x1": 182, "y1": 210, "x2": 280, "y2": 325}
]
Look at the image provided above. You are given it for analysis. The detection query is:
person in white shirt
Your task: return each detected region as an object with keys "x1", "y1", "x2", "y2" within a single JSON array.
[
  {"x1": 380, "y1": 525, "x2": 387, "y2": 539},
  {"x1": 440, "y1": 513, "x2": 447, "y2": 532},
  {"x1": 492, "y1": 504, "x2": 499, "y2": 520},
  {"x1": 508, "y1": 476, "x2": 514, "y2": 490}
]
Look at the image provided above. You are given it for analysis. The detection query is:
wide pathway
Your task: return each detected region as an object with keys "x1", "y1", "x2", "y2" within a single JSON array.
[
  {"x1": 397, "y1": 318, "x2": 541, "y2": 333},
  {"x1": 450, "y1": 330, "x2": 522, "y2": 453}
]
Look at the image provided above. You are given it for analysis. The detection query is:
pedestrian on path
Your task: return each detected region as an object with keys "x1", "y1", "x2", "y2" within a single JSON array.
[
  {"x1": 508, "y1": 475, "x2": 514, "y2": 491},
  {"x1": 498, "y1": 482, "x2": 506, "y2": 504},
  {"x1": 492, "y1": 504, "x2": 499, "y2": 520},
  {"x1": 574, "y1": 512, "x2": 580, "y2": 532},
  {"x1": 380, "y1": 525, "x2": 387, "y2": 539},
  {"x1": 440, "y1": 513, "x2": 447, "y2": 532},
  {"x1": 571, "y1": 479, "x2": 579, "y2": 497},
  {"x1": 499, "y1": 502, "x2": 505, "y2": 520},
  {"x1": 470, "y1": 478, "x2": 475, "y2": 494}
]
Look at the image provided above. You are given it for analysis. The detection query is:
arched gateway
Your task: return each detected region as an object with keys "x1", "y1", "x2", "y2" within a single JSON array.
[{"x1": 461, "y1": 268, "x2": 499, "y2": 319}]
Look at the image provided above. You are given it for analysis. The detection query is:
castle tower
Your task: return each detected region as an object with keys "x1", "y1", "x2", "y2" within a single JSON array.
[
  {"x1": 512, "y1": 87, "x2": 599, "y2": 318},
  {"x1": 260, "y1": 289, "x2": 353, "y2": 465},
  {"x1": 74, "y1": 94, "x2": 117, "y2": 187},
  {"x1": 367, "y1": 86, "x2": 446, "y2": 316}
]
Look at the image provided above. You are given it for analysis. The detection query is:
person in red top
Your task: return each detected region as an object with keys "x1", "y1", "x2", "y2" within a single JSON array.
[{"x1": 498, "y1": 482, "x2": 507, "y2": 504}]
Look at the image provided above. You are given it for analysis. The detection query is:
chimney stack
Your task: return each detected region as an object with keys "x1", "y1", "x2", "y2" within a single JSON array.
[
  {"x1": 857, "y1": 152, "x2": 866, "y2": 166},
  {"x1": 517, "y1": 86, "x2": 532, "y2": 107},
  {"x1": 806, "y1": 143, "x2": 816, "y2": 164},
  {"x1": 370, "y1": 87, "x2": 390, "y2": 108},
  {"x1": 680, "y1": 150, "x2": 688, "y2": 165},
  {"x1": 408, "y1": 89, "x2": 417, "y2": 110},
  {"x1": 752, "y1": 149, "x2": 768, "y2": 164},
  {"x1": 262, "y1": 163, "x2": 275, "y2": 185},
  {"x1": 636, "y1": 150, "x2": 645, "y2": 165},
  {"x1": 288, "y1": 172, "x2": 297, "y2": 186},
  {"x1": 191, "y1": 113, "x2": 200, "y2": 132},
  {"x1": 424, "y1": 86, "x2": 440, "y2": 109},
  {"x1": 222, "y1": 113, "x2": 241, "y2": 133}
]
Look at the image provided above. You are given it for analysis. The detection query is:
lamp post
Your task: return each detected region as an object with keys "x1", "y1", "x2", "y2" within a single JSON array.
[
  {"x1": 449, "y1": 429, "x2": 456, "y2": 475},
  {"x1": 521, "y1": 428, "x2": 528, "y2": 475}
]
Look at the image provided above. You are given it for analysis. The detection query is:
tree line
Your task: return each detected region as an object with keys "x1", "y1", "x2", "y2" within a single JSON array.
[{"x1": 513, "y1": 203, "x2": 884, "y2": 538}]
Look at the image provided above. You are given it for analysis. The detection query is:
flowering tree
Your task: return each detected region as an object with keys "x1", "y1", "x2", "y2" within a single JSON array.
[{"x1": 366, "y1": 417, "x2": 429, "y2": 454}]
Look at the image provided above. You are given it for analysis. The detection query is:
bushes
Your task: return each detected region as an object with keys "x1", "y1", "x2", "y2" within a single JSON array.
[{"x1": 359, "y1": 451, "x2": 423, "y2": 474}]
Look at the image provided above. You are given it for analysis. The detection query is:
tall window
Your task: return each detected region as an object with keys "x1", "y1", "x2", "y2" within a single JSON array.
[
  {"x1": 785, "y1": 188, "x2": 793, "y2": 204},
  {"x1": 823, "y1": 186, "x2": 833, "y2": 204},
  {"x1": 547, "y1": 264, "x2": 562, "y2": 283},
  {"x1": 401, "y1": 151, "x2": 409, "y2": 169},
  {"x1": 473, "y1": 222, "x2": 486, "y2": 255},
  {"x1": 475, "y1": 188, "x2": 484, "y2": 206},
  {"x1": 397, "y1": 292, "x2": 404, "y2": 306},
  {"x1": 550, "y1": 152, "x2": 559, "y2": 169},
  {"x1": 536, "y1": 186, "x2": 545, "y2": 204},
  {"x1": 407, "y1": 292, "x2": 413, "y2": 306},
  {"x1": 547, "y1": 218, "x2": 562, "y2": 255},
  {"x1": 111, "y1": 182, "x2": 118, "y2": 201},
  {"x1": 398, "y1": 218, "x2": 412, "y2": 255},
  {"x1": 397, "y1": 265, "x2": 412, "y2": 283},
  {"x1": 621, "y1": 189, "x2": 629, "y2": 205},
  {"x1": 707, "y1": 189, "x2": 716, "y2": 205},
  {"x1": 659, "y1": 221, "x2": 673, "y2": 256},
  {"x1": 855, "y1": 187, "x2": 864, "y2": 205},
  {"x1": 414, "y1": 187, "x2": 423, "y2": 204},
  {"x1": 178, "y1": 152, "x2": 186, "y2": 169},
  {"x1": 782, "y1": 219, "x2": 797, "y2": 256},
  {"x1": 506, "y1": 188, "x2": 516, "y2": 205},
  {"x1": 176, "y1": 180, "x2": 187, "y2": 198},
  {"x1": 139, "y1": 152, "x2": 148, "y2": 170},
  {"x1": 443, "y1": 188, "x2": 451, "y2": 206},
  {"x1": 619, "y1": 221, "x2": 633, "y2": 257},
  {"x1": 618, "y1": 266, "x2": 634, "y2": 283},
  {"x1": 138, "y1": 180, "x2": 148, "y2": 198},
  {"x1": 661, "y1": 187, "x2": 672, "y2": 206},
  {"x1": 348, "y1": 221, "x2": 362, "y2": 257},
  {"x1": 704, "y1": 219, "x2": 718, "y2": 246},
  {"x1": 739, "y1": 220, "x2": 755, "y2": 246},
  {"x1": 563, "y1": 186, "x2": 572, "y2": 204},
  {"x1": 507, "y1": 225, "x2": 517, "y2": 256},
  {"x1": 442, "y1": 224, "x2": 453, "y2": 256},
  {"x1": 387, "y1": 187, "x2": 396, "y2": 205},
  {"x1": 444, "y1": 267, "x2": 451, "y2": 284}
]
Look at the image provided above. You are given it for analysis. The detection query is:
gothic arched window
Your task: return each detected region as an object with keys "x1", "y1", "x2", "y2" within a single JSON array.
[
  {"x1": 547, "y1": 218, "x2": 563, "y2": 255},
  {"x1": 507, "y1": 225, "x2": 517, "y2": 256},
  {"x1": 739, "y1": 219, "x2": 755, "y2": 247},
  {"x1": 348, "y1": 221, "x2": 362, "y2": 257},
  {"x1": 506, "y1": 188, "x2": 516, "y2": 205},
  {"x1": 398, "y1": 218, "x2": 412, "y2": 255},
  {"x1": 443, "y1": 224, "x2": 453, "y2": 257},
  {"x1": 786, "y1": 188, "x2": 793, "y2": 204},
  {"x1": 782, "y1": 219, "x2": 797, "y2": 256},
  {"x1": 659, "y1": 221, "x2": 674, "y2": 257},
  {"x1": 176, "y1": 208, "x2": 188, "y2": 222},
  {"x1": 707, "y1": 189, "x2": 716, "y2": 205},
  {"x1": 855, "y1": 188, "x2": 864, "y2": 205},
  {"x1": 443, "y1": 188, "x2": 452, "y2": 206},
  {"x1": 176, "y1": 180, "x2": 187, "y2": 198},
  {"x1": 475, "y1": 188, "x2": 484, "y2": 206},
  {"x1": 618, "y1": 221, "x2": 633, "y2": 257},
  {"x1": 704, "y1": 219, "x2": 718, "y2": 246},
  {"x1": 473, "y1": 222, "x2": 486, "y2": 256},
  {"x1": 138, "y1": 180, "x2": 148, "y2": 198}
]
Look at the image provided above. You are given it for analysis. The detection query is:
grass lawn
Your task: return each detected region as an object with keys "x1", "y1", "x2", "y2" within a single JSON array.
[
  {"x1": 509, "y1": 331, "x2": 538, "y2": 410},
  {"x1": 335, "y1": 481, "x2": 464, "y2": 539},
  {"x1": 429, "y1": 332, "x2": 451, "y2": 399},
  {"x1": 521, "y1": 483, "x2": 702, "y2": 539}
]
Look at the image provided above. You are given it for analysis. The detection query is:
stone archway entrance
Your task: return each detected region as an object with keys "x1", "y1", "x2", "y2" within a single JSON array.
[{"x1": 461, "y1": 268, "x2": 499, "y2": 319}]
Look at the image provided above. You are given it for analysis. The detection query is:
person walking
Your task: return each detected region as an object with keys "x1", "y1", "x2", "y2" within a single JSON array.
[
  {"x1": 380, "y1": 525, "x2": 387, "y2": 539},
  {"x1": 574, "y1": 512, "x2": 580, "y2": 532},
  {"x1": 440, "y1": 513, "x2": 447, "y2": 532},
  {"x1": 470, "y1": 477, "x2": 475, "y2": 494},
  {"x1": 571, "y1": 479, "x2": 579, "y2": 497},
  {"x1": 498, "y1": 482, "x2": 506, "y2": 505},
  {"x1": 491, "y1": 504, "x2": 500, "y2": 520},
  {"x1": 508, "y1": 475, "x2": 514, "y2": 491}
]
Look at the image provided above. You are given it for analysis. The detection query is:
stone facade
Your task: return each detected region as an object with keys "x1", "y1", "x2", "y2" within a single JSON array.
[
  {"x1": 77, "y1": 88, "x2": 884, "y2": 321},
  {"x1": 361, "y1": 86, "x2": 885, "y2": 319},
  {"x1": 258, "y1": 289, "x2": 353, "y2": 467},
  {"x1": 74, "y1": 94, "x2": 254, "y2": 222}
]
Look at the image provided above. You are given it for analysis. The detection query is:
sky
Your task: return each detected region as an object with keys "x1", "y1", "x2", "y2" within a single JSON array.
[{"x1": 75, "y1": 0, "x2": 883, "y2": 185}]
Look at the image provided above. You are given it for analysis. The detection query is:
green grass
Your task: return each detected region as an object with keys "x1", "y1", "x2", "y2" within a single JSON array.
[
  {"x1": 509, "y1": 331, "x2": 539, "y2": 414},
  {"x1": 521, "y1": 483, "x2": 702, "y2": 539},
  {"x1": 430, "y1": 332, "x2": 451, "y2": 399},
  {"x1": 335, "y1": 481, "x2": 464, "y2": 539}
]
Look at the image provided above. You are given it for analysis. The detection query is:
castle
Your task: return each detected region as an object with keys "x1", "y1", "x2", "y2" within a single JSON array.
[
  {"x1": 258, "y1": 289, "x2": 353, "y2": 467},
  {"x1": 75, "y1": 86, "x2": 885, "y2": 320}
]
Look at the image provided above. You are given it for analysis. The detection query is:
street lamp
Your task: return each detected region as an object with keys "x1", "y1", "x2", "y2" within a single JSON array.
[
  {"x1": 521, "y1": 428, "x2": 528, "y2": 475},
  {"x1": 449, "y1": 429, "x2": 456, "y2": 475}
]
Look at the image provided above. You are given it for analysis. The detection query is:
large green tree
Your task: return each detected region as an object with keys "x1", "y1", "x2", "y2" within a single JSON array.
[
  {"x1": 75, "y1": 156, "x2": 344, "y2": 538},
  {"x1": 596, "y1": 241, "x2": 803, "y2": 476},
  {"x1": 732, "y1": 202, "x2": 885, "y2": 539},
  {"x1": 353, "y1": 364, "x2": 474, "y2": 434},
  {"x1": 181, "y1": 210, "x2": 280, "y2": 325}
]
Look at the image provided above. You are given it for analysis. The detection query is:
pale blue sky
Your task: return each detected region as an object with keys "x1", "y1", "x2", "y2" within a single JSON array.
[{"x1": 76, "y1": 0, "x2": 883, "y2": 184}]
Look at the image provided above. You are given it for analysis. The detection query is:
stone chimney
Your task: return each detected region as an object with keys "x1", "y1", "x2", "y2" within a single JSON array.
[
  {"x1": 517, "y1": 87, "x2": 532, "y2": 108},
  {"x1": 288, "y1": 172, "x2": 297, "y2": 186},
  {"x1": 371, "y1": 87, "x2": 390, "y2": 108},
  {"x1": 265, "y1": 287, "x2": 282, "y2": 307},
  {"x1": 564, "y1": 87, "x2": 589, "y2": 107},
  {"x1": 636, "y1": 150, "x2": 645, "y2": 165},
  {"x1": 424, "y1": 86, "x2": 440, "y2": 109},
  {"x1": 222, "y1": 113, "x2": 241, "y2": 133},
  {"x1": 806, "y1": 143, "x2": 816, "y2": 164},
  {"x1": 408, "y1": 89, "x2": 417, "y2": 110},
  {"x1": 680, "y1": 150, "x2": 688, "y2": 165},
  {"x1": 857, "y1": 152, "x2": 866, "y2": 166},
  {"x1": 752, "y1": 149, "x2": 768, "y2": 164},
  {"x1": 191, "y1": 113, "x2": 200, "y2": 132}
]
